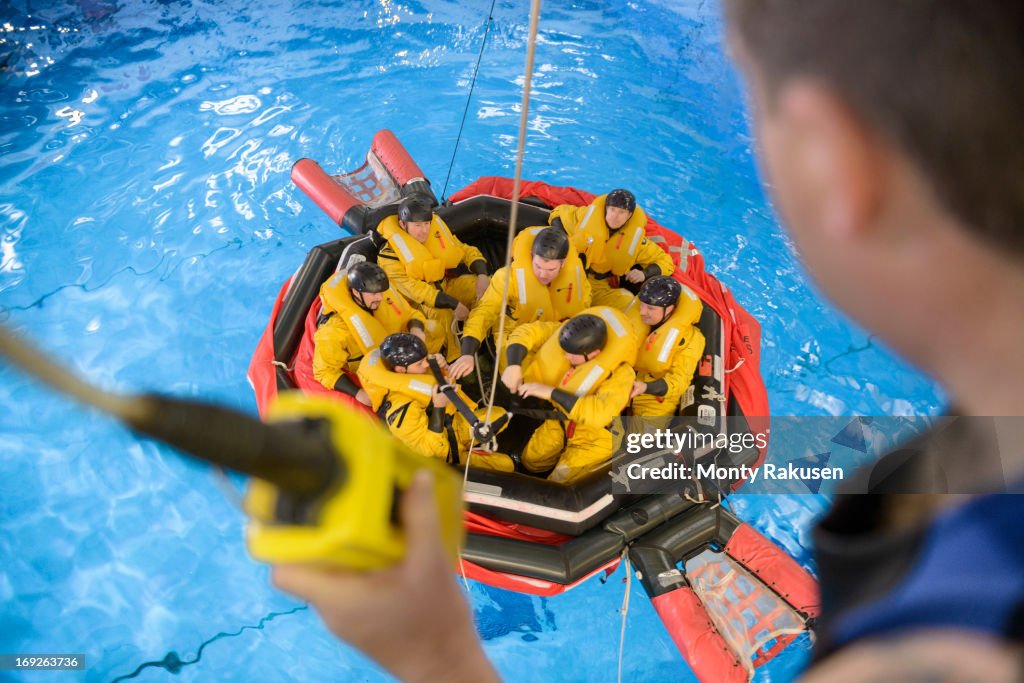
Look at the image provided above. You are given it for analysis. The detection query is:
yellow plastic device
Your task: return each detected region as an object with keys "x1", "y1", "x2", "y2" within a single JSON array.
[{"x1": 244, "y1": 391, "x2": 466, "y2": 570}]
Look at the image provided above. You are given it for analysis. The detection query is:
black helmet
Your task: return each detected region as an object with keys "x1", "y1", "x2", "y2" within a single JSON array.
[
  {"x1": 558, "y1": 314, "x2": 607, "y2": 355},
  {"x1": 606, "y1": 189, "x2": 636, "y2": 213},
  {"x1": 638, "y1": 276, "x2": 682, "y2": 308},
  {"x1": 379, "y1": 333, "x2": 428, "y2": 370},
  {"x1": 397, "y1": 195, "x2": 433, "y2": 224},
  {"x1": 347, "y1": 262, "x2": 389, "y2": 294},
  {"x1": 531, "y1": 226, "x2": 570, "y2": 260}
]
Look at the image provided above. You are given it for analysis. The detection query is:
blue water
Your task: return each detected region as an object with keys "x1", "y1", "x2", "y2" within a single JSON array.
[{"x1": 0, "y1": 1, "x2": 943, "y2": 681}]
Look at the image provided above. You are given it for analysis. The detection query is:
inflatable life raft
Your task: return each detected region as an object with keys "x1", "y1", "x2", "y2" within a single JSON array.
[{"x1": 247, "y1": 130, "x2": 819, "y2": 682}]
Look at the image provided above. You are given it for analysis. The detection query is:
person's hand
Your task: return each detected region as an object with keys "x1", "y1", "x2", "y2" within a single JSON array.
[
  {"x1": 448, "y1": 355, "x2": 475, "y2": 380},
  {"x1": 501, "y1": 365, "x2": 523, "y2": 392},
  {"x1": 630, "y1": 381, "x2": 647, "y2": 399},
  {"x1": 355, "y1": 388, "x2": 372, "y2": 406},
  {"x1": 475, "y1": 274, "x2": 489, "y2": 299},
  {"x1": 272, "y1": 471, "x2": 500, "y2": 683},
  {"x1": 454, "y1": 303, "x2": 470, "y2": 322},
  {"x1": 625, "y1": 268, "x2": 646, "y2": 284},
  {"x1": 517, "y1": 382, "x2": 554, "y2": 401},
  {"x1": 432, "y1": 385, "x2": 451, "y2": 408},
  {"x1": 410, "y1": 326, "x2": 427, "y2": 342},
  {"x1": 429, "y1": 353, "x2": 449, "y2": 371}
]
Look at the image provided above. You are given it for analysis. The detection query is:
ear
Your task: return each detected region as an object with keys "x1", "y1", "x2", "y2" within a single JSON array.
[
  {"x1": 776, "y1": 80, "x2": 884, "y2": 240},
  {"x1": 395, "y1": 366, "x2": 407, "y2": 374}
]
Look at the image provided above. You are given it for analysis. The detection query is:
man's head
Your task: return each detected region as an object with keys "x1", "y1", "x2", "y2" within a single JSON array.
[
  {"x1": 347, "y1": 262, "x2": 389, "y2": 311},
  {"x1": 723, "y1": 1, "x2": 1024, "y2": 380},
  {"x1": 558, "y1": 313, "x2": 607, "y2": 366},
  {"x1": 605, "y1": 189, "x2": 636, "y2": 230},
  {"x1": 637, "y1": 276, "x2": 680, "y2": 326},
  {"x1": 531, "y1": 227, "x2": 570, "y2": 285},
  {"x1": 397, "y1": 195, "x2": 434, "y2": 243},
  {"x1": 380, "y1": 333, "x2": 429, "y2": 374}
]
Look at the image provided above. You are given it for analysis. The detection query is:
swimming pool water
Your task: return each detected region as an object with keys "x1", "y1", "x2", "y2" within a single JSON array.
[{"x1": 0, "y1": 0, "x2": 944, "y2": 681}]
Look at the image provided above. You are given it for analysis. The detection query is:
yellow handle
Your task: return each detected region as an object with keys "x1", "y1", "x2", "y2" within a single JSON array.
[{"x1": 244, "y1": 392, "x2": 465, "y2": 570}]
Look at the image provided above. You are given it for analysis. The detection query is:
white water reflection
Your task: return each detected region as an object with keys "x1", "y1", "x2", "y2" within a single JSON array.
[{"x1": 199, "y1": 94, "x2": 261, "y2": 116}]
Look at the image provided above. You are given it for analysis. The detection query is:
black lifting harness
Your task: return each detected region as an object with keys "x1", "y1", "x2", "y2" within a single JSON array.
[{"x1": 426, "y1": 357, "x2": 509, "y2": 443}]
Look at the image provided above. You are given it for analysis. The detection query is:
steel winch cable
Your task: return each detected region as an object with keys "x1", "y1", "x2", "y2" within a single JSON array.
[{"x1": 440, "y1": 0, "x2": 499, "y2": 202}]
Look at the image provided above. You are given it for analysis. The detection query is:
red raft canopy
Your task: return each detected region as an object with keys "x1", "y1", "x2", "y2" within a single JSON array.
[{"x1": 248, "y1": 130, "x2": 816, "y2": 683}]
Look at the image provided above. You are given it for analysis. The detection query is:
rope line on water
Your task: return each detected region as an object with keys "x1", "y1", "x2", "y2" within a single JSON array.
[{"x1": 617, "y1": 552, "x2": 633, "y2": 683}]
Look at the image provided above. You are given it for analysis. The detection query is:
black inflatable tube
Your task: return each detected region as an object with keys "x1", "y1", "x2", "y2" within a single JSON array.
[
  {"x1": 603, "y1": 493, "x2": 701, "y2": 539},
  {"x1": 630, "y1": 506, "x2": 742, "y2": 597},
  {"x1": 463, "y1": 529, "x2": 625, "y2": 584},
  {"x1": 462, "y1": 496, "x2": 704, "y2": 585},
  {"x1": 434, "y1": 196, "x2": 551, "y2": 256},
  {"x1": 461, "y1": 465, "x2": 617, "y2": 536},
  {"x1": 401, "y1": 180, "x2": 436, "y2": 206},
  {"x1": 462, "y1": 497, "x2": 740, "y2": 586},
  {"x1": 272, "y1": 240, "x2": 348, "y2": 371}
]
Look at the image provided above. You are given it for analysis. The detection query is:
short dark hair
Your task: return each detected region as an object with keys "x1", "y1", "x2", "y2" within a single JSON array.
[{"x1": 724, "y1": 1, "x2": 1024, "y2": 255}]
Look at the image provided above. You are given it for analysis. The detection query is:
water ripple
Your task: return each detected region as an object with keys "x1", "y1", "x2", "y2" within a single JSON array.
[{"x1": 1, "y1": 2, "x2": 942, "y2": 682}]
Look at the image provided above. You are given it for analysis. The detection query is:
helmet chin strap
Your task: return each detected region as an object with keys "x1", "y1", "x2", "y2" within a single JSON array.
[
  {"x1": 354, "y1": 290, "x2": 373, "y2": 313},
  {"x1": 572, "y1": 349, "x2": 599, "y2": 366}
]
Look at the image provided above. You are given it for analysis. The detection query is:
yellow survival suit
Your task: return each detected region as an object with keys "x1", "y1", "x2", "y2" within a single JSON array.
[
  {"x1": 461, "y1": 227, "x2": 591, "y2": 367},
  {"x1": 357, "y1": 349, "x2": 513, "y2": 471},
  {"x1": 375, "y1": 213, "x2": 488, "y2": 358},
  {"x1": 631, "y1": 284, "x2": 706, "y2": 416},
  {"x1": 550, "y1": 194, "x2": 675, "y2": 310},
  {"x1": 509, "y1": 306, "x2": 639, "y2": 484},
  {"x1": 312, "y1": 269, "x2": 426, "y2": 392}
]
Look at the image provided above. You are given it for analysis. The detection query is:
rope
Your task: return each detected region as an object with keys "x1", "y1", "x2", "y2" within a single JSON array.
[
  {"x1": 440, "y1": 0, "x2": 499, "y2": 202},
  {"x1": 724, "y1": 357, "x2": 745, "y2": 374},
  {"x1": 211, "y1": 466, "x2": 245, "y2": 509},
  {"x1": 456, "y1": 0, "x2": 542, "y2": 593},
  {"x1": 482, "y1": 0, "x2": 542, "y2": 429},
  {"x1": 701, "y1": 385, "x2": 727, "y2": 404},
  {"x1": 617, "y1": 551, "x2": 632, "y2": 683}
]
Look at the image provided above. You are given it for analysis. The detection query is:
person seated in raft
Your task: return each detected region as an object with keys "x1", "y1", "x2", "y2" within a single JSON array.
[
  {"x1": 501, "y1": 308, "x2": 639, "y2": 484},
  {"x1": 549, "y1": 189, "x2": 675, "y2": 310},
  {"x1": 312, "y1": 261, "x2": 428, "y2": 406},
  {"x1": 357, "y1": 333, "x2": 514, "y2": 472},
  {"x1": 447, "y1": 226, "x2": 591, "y2": 381},
  {"x1": 628, "y1": 276, "x2": 706, "y2": 417},
  {"x1": 376, "y1": 195, "x2": 489, "y2": 360}
]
